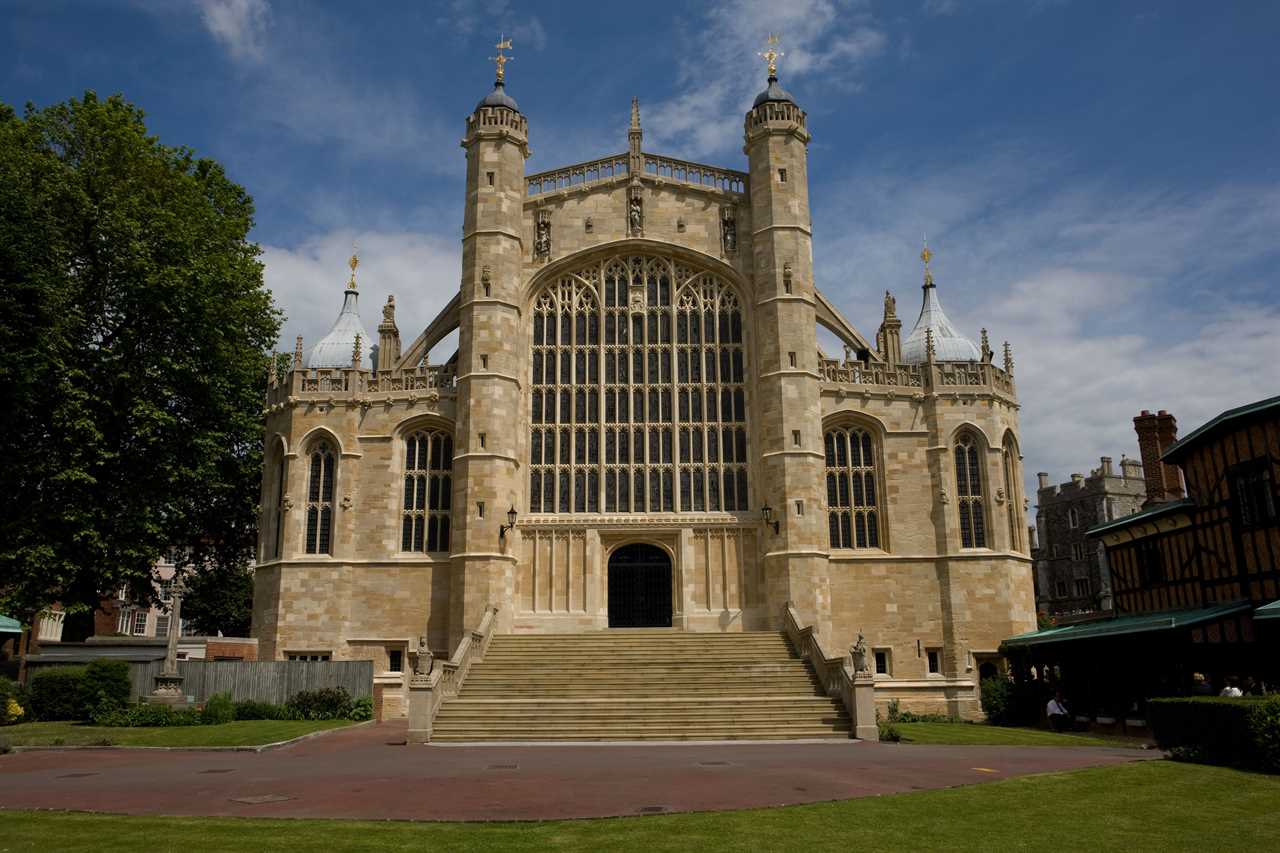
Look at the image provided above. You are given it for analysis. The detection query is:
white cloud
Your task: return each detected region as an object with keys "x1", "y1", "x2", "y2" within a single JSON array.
[
  {"x1": 263, "y1": 230, "x2": 461, "y2": 364},
  {"x1": 646, "y1": 0, "x2": 888, "y2": 161},
  {"x1": 923, "y1": 0, "x2": 959, "y2": 15},
  {"x1": 197, "y1": 0, "x2": 270, "y2": 63},
  {"x1": 811, "y1": 150, "x2": 1280, "y2": 497}
]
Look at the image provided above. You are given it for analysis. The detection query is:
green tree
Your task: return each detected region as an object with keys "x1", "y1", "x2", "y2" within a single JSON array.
[
  {"x1": 181, "y1": 559, "x2": 255, "y2": 637},
  {"x1": 0, "y1": 92, "x2": 279, "y2": 628}
]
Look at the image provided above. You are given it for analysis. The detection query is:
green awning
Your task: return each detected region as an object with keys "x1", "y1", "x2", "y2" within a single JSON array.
[
  {"x1": 0, "y1": 615, "x2": 22, "y2": 634},
  {"x1": 1256, "y1": 600, "x2": 1280, "y2": 622},
  {"x1": 1003, "y1": 601, "x2": 1252, "y2": 647}
]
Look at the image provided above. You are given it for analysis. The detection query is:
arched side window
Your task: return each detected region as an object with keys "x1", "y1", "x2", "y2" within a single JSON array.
[
  {"x1": 824, "y1": 427, "x2": 881, "y2": 548},
  {"x1": 955, "y1": 433, "x2": 986, "y2": 548},
  {"x1": 1003, "y1": 435, "x2": 1022, "y2": 552},
  {"x1": 402, "y1": 430, "x2": 453, "y2": 553},
  {"x1": 269, "y1": 452, "x2": 286, "y2": 560},
  {"x1": 529, "y1": 254, "x2": 747, "y2": 514},
  {"x1": 304, "y1": 441, "x2": 336, "y2": 555}
]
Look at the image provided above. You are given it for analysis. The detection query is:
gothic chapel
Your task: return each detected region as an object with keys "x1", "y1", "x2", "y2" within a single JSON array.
[{"x1": 254, "y1": 43, "x2": 1035, "y2": 728}]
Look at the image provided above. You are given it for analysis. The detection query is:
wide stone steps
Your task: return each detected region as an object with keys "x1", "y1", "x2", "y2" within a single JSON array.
[{"x1": 429, "y1": 630, "x2": 851, "y2": 742}]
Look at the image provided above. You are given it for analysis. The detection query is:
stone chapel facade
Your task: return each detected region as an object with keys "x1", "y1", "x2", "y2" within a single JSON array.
[{"x1": 252, "y1": 60, "x2": 1036, "y2": 718}]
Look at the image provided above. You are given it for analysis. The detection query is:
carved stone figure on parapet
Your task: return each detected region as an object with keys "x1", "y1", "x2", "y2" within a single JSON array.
[
  {"x1": 414, "y1": 636, "x2": 433, "y2": 676},
  {"x1": 850, "y1": 632, "x2": 869, "y2": 674}
]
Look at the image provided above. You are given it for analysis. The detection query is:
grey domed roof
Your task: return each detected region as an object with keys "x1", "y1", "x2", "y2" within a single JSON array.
[
  {"x1": 901, "y1": 281, "x2": 981, "y2": 364},
  {"x1": 753, "y1": 75, "x2": 795, "y2": 107},
  {"x1": 476, "y1": 81, "x2": 519, "y2": 112},
  {"x1": 306, "y1": 289, "x2": 374, "y2": 369}
]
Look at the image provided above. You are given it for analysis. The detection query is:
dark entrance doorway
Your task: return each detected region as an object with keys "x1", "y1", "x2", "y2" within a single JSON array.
[{"x1": 607, "y1": 544, "x2": 673, "y2": 628}]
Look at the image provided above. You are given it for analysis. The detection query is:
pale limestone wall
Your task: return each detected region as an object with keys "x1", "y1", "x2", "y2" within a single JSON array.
[{"x1": 252, "y1": 92, "x2": 1037, "y2": 719}]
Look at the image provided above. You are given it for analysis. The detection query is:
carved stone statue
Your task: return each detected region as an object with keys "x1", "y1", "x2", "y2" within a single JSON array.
[
  {"x1": 382, "y1": 294, "x2": 396, "y2": 323},
  {"x1": 883, "y1": 290, "x2": 896, "y2": 318},
  {"x1": 850, "y1": 632, "x2": 869, "y2": 674},
  {"x1": 721, "y1": 207, "x2": 737, "y2": 253},
  {"x1": 629, "y1": 195, "x2": 643, "y2": 233},
  {"x1": 534, "y1": 213, "x2": 551, "y2": 258},
  {"x1": 413, "y1": 636, "x2": 433, "y2": 677}
]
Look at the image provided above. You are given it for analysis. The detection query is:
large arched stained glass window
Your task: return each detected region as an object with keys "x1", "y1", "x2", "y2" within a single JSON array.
[
  {"x1": 402, "y1": 430, "x2": 452, "y2": 552},
  {"x1": 304, "y1": 441, "x2": 336, "y2": 555},
  {"x1": 955, "y1": 433, "x2": 987, "y2": 548},
  {"x1": 825, "y1": 427, "x2": 881, "y2": 548},
  {"x1": 529, "y1": 254, "x2": 748, "y2": 514}
]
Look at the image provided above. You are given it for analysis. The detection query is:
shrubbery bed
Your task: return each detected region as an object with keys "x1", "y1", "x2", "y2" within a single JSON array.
[{"x1": 1149, "y1": 695, "x2": 1280, "y2": 772}]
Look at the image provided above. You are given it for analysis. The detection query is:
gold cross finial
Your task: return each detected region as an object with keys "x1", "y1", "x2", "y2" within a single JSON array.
[
  {"x1": 348, "y1": 246, "x2": 359, "y2": 290},
  {"x1": 490, "y1": 35, "x2": 513, "y2": 82},
  {"x1": 759, "y1": 34, "x2": 783, "y2": 78}
]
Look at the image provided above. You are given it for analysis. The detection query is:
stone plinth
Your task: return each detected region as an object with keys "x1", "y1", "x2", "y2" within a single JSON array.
[
  {"x1": 406, "y1": 675, "x2": 435, "y2": 744},
  {"x1": 852, "y1": 671, "x2": 878, "y2": 741}
]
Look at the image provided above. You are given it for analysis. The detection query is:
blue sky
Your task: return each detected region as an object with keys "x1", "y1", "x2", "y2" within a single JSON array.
[{"x1": 4, "y1": 0, "x2": 1278, "y2": 494}]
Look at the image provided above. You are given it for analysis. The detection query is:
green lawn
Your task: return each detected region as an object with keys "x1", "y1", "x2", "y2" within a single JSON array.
[
  {"x1": 0, "y1": 762, "x2": 1274, "y2": 852},
  {"x1": 893, "y1": 721, "x2": 1142, "y2": 748},
  {"x1": 0, "y1": 719, "x2": 352, "y2": 748}
]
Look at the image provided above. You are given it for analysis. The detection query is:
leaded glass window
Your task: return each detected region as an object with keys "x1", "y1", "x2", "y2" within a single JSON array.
[
  {"x1": 530, "y1": 254, "x2": 748, "y2": 514},
  {"x1": 402, "y1": 430, "x2": 453, "y2": 552},
  {"x1": 824, "y1": 427, "x2": 881, "y2": 548},
  {"x1": 304, "y1": 441, "x2": 335, "y2": 555},
  {"x1": 955, "y1": 433, "x2": 987, "y2": 548}
]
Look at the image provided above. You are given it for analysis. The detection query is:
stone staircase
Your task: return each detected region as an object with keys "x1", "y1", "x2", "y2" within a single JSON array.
[{"x1": 430, "y1": 630, "x2": 852, "y2": 742}]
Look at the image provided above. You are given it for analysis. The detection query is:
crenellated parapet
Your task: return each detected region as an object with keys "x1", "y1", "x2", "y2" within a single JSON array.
[{"x1": 524, "y1": 151, "x2": 747, "y2": 203}]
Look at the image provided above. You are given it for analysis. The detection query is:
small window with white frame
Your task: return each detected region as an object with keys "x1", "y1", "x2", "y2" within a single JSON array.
[{"x1": 131, "y1": 610, "x2": 149, "y2": 636}]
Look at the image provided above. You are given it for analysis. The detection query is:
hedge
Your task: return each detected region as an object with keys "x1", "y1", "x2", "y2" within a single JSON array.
[
  {"x1": 28, "y1": 666, "x2": 88, "y2": 720},
  {"x1": 1149, "y1": 696, "x2": 1280, "y2": 772}
]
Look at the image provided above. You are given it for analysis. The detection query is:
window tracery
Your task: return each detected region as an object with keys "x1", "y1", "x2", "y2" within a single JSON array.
[
  {"x1": 955, "y1": 433, "x2": 987, "y2": 548},
  {"x1": 824, "y1": 427, "x2": 881, "y2": 548},
  {"x1": 529, "y1": 254, "x2": 748, "y2": 514},
  {"x1": 402, "y1": 430, "x2": 453, "y2": 552},
  {"x1": 304, "y1": 441, "x2": 336, "y2": 554}
]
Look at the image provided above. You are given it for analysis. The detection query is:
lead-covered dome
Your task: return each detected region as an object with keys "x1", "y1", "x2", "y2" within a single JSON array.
[
  {"x1": 306, "y1": 288, "x2": 373, "y2": 369},
  {"x1": 752, "y1": 75, "x2": 795, "y2": 108},
  {"x1": 900, "y1": 247, "x2": 981, "y2": 364},
  {"x1": 476, "y1": 80, "x2": 519, "y2": 112}
]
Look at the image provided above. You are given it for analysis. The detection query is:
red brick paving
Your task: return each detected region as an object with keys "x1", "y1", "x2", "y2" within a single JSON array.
[{"x1": 0, "y1": 720, "x2": 1156, "y2": 821}]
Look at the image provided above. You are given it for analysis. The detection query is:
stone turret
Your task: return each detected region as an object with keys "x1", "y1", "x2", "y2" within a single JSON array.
[
  {"x1": 743, "y1": 41, "x2": 830, "y2": 641},
  {"x1": 450, "y1": 45, "x2": 530, "y2": 643},
  {"x1": 877, "y1": 290, "x2": 903, "y2": 366},
  {"x1": 377, "y1": 295, "x2": 401, "y2": 372}
]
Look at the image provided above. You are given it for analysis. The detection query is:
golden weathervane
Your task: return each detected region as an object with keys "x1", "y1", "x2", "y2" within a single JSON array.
[
  {"x1": 348, "y1": 247, "x2": 359, "y2": 290},
  {"x1": 758, "y1": 34, "x2": 783, "y2": 78},
  {"x1": 921, "y1": 236, "x2": 934, "y2": 286},
  {"x1": 491, "y1": 35, "x2": 513, "y2": 82}
]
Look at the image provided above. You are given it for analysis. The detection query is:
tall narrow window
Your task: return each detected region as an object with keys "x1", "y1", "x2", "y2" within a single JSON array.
[
  {"x1": 824, "y1": 426, "x2": 881, "y2": 548},
  {"x1": 530, "y1": 254, "x2": 748, "y2": 514},
  {"x1": 402, "y1": 430, "x2": 453, "y2": 552},
  {"x1": 955, "y1": 433, "x2": 987, "y2": 548},
  {"x1": 1003, "y1": 435, "x2": 1022, "y2": 552},
  {"x1": 304, "y1": 441, "x2": 336, "y2": 554},
  {"x1": 269, "y1": 453, "x2": 285, "y2": 560}
]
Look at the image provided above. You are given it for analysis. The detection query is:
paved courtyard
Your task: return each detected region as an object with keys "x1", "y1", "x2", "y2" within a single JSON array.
[{"x1": 0, "y1": 721, "x2": 1155, "y2": 821}]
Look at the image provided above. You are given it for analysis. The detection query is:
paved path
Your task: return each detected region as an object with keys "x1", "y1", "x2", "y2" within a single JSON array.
[{"x1": 1, "y1": 721, "x2": 1155, "y2": 821}]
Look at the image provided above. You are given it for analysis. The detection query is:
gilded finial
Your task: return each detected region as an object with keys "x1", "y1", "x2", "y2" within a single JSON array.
[
  {"x1": 347, "y1": 247, "x2": 359, "y2": 290},
  {"x1": 491, "y1": 35, "x2": 513, "y2": 83},
  {"x1": 758, "y1": 34, "x2": 783, "y2": 79},
  {"x1": 921, "y1": 235, "x2": 934, "y2": 287}
]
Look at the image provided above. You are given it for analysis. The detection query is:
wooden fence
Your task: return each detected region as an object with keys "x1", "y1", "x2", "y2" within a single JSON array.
[{"x1": 28, "y1": 659, "x2": 373, "y2": 705}]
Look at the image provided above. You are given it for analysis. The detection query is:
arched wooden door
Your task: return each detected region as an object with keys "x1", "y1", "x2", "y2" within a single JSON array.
[{"x1": 607, "y1": 544, "x2": 673, "y2": 628}]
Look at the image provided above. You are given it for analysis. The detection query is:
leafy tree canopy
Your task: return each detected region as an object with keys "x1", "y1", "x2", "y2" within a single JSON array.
[{"x1": 0, "y1": 92, "x2": 280, "y2": 626}]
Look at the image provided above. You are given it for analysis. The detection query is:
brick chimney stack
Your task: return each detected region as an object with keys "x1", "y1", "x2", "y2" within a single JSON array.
[{"x1": 1134, "y1": 409, "x2": 1185, "y2": 507}]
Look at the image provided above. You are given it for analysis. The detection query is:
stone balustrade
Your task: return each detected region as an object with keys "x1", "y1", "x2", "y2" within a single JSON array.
[
  {"x1": 527, "y1": 154, "x2": 629, "y2": 196},
  {"x1": 407, "y1": 604, "x2": 498, "y2": 744},
  {"x1": 641, "y1": 153, "x2": 747, "y2": 195},
  {"x1": 266, "y1": 364, "x2": 457, "y2": 408},
  {"x1": 819, "y1": 357, "x2": 1015, "y2": 400}
]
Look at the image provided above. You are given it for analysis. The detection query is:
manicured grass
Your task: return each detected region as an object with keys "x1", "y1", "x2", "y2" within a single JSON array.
[
  {"x1": 1, "y1": 719, "x2": 352, "y2": 748},
  {"x1": 893, "y1": 721, "x2": 1140, "y2": 748},
  {"x1": 0, "y1": 761, "x2": 1275, "y2": 851}
]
